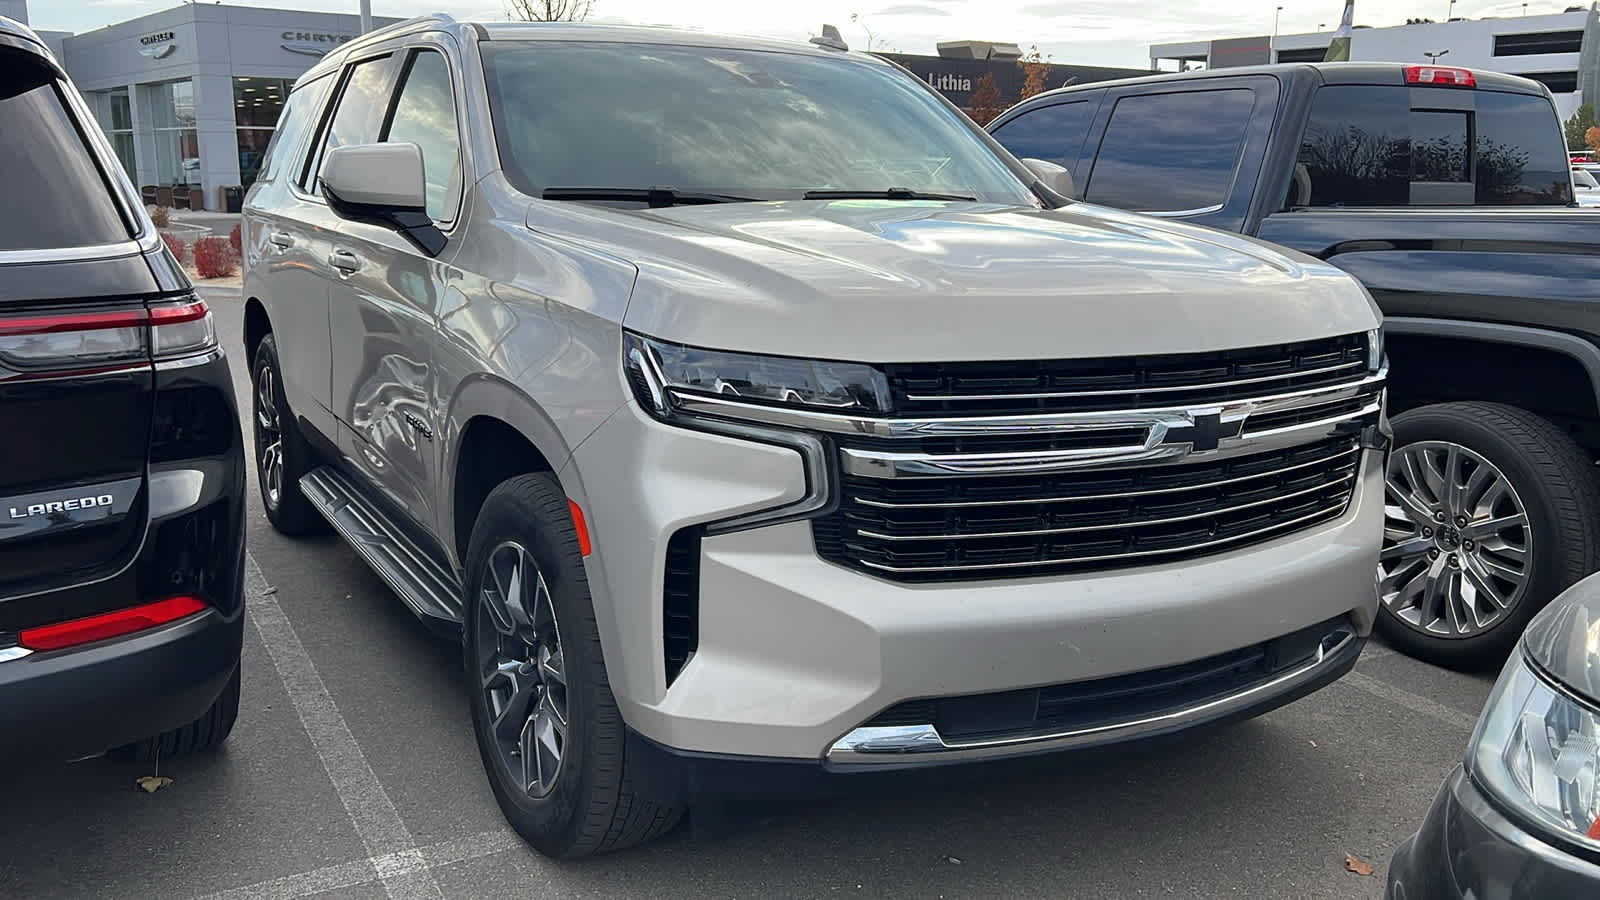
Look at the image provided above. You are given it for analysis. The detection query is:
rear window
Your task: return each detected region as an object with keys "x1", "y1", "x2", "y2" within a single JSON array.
[
  {"x1": 0, "y1": 53, "x2": 130, "y2": 251},
  {"x1": 1293, "y1": 84, "x2": 1572, "y2": 208}
]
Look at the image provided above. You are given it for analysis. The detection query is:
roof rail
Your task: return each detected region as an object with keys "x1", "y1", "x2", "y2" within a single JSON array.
[{"x1": 337, "y1": 11, "x2": 458, "y2": 58}]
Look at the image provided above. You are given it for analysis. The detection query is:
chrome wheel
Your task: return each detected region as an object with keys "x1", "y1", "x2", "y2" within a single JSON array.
[
  {"x1": 476, "y1": 541, "x2": 568, "y2": 798},
  {"x1": 1379, "y1": 441, "x2": 1531, "y2": 637},
  {"x1": 254, "y1": 364, "x2": 283, "y2": 508}
]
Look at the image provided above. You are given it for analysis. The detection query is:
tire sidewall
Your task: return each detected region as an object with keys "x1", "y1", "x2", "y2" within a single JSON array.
[
  {"x1": 463, "y1": 476, "x2": 614, "y2": 856},
  {"x1": 1381, "y1": 408, "x2": 1574, "y2": 657},
  {"x1": 250, "y1": 335, "x2": 286, "y2": 517}
]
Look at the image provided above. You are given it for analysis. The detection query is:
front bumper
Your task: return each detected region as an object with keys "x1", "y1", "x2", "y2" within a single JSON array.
[
  {"x1": 566, "y1": 400, "x2": 1383, "y2": 762},
  {"x1": 1387, "y1": 766, "x2": 1600, "y2": 899}
]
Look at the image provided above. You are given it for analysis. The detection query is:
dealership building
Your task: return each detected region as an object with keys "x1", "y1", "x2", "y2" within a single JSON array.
[
  {"x1": 3, "y1": 1, "x2": 399, "y2": 209},
  {"x1": 1151, "y1": 5, "x2": 1600, "y2": 120}
]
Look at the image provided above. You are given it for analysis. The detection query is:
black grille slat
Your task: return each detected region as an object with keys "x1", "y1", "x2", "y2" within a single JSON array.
[
  {"x1": 818, "y1": 437, "x2": 1361, "y2": 582},
  {"x1": 863, "y1": 617, "x2": 1348, "y2": 741},
  {"x1": 663, "y1": 529, "x2": 700, "y2": 685},
  {"x1": 886, "y1": 333, "x2": 1369, "y2": 417}
]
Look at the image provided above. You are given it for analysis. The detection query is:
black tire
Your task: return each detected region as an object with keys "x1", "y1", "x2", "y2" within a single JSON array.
[
  {"x1": 115, "y1": 665, "x2": 241, "y2": 762},
  {"x1": 252, "y1": 333, "x2": 327, "y2": 536},
  {"x1": 1377, "y1": 402, "x2": 1600, "y2": 668},
  {"x1": 463, "y1": 473, "x2": 682, "y2": 858}
]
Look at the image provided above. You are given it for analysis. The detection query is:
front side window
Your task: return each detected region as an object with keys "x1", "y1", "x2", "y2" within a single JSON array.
[
  {"x1": 257, "y1": 75, "x2": 332, "y2": 186},
  {"x1": 0, "y1": 52, "x2": 130, "y2": 250},
  {"x1": 480, "y1": 43, "x2": 1035, "y2": 205},
  {"x1": 306, "y1": 54, "x2": 396, "y2": 192},
  {"x1": 990, "y1": 100, "x2": 1095, "y2": 171},
  {"x1": 1083, "y1": 89, "x2": 1256, "y2": 212},
  {"x1": 383, "y1": 50, "x2": 461, "y2": 222}
]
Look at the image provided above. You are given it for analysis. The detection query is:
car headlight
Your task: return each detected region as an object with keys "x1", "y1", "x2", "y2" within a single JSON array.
[
  {"x1": 1470, "y1": 652, "x2": 1600, "y2": 850},
  {"x1": 624, "y1": 332, "x2": 892, "y2": 418}
]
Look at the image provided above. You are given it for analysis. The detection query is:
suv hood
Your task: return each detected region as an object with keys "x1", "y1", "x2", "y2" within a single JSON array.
[{"x1": 527, "y1": 199, "x2": 1380, "y2": 362}]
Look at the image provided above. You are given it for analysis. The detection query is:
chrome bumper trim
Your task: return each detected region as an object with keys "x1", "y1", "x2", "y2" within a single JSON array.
[
  {"x1": 0, "y1": 646, "x2": 34, "y2": 663},
  {"x1": 825, "y1": 629, "x2": 1358, "y2": 766}
]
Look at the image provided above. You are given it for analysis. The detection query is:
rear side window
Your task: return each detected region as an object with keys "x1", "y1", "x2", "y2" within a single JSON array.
[
  {"x1": 0, "y1": 53, "x2": 129, "y2": 250},
  {"x1": 259, "y1": 74, "x2": 332, "y2": 185},
  {"x1": 304, "y1": 54, "x2": 396, "y2": 192},
  {"x1": 990, "y1": 100, "x2": 1096, "y2": 171},
  {"x1": 1295, "y1": 85, "x2": 1572, "y2": 207},
  {"x1": 1084, "y1": 89, "x2": 1255, "y2": 212}
]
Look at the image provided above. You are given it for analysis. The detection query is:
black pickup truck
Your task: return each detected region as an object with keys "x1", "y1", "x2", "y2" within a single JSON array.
[{"x1": 987, "y1": 62, "x2": 1600, "y2": 668}]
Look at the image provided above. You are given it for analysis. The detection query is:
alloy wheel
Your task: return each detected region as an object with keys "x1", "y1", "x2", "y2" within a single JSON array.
[
  {"x1": 254, "y1": 364, "x2": 283, "y2": 507},
  {"x1": 476, "y1": 541, "x2": 569, "y2": 798},
  {"x1": 1379, "y1": 441, "x2": 1531, "y2": 638}
]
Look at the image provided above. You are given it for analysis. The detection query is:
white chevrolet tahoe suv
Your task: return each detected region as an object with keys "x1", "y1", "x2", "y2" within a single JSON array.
[{"x1": 242, "y1": 15, "x2": 1388, "y2": 857}]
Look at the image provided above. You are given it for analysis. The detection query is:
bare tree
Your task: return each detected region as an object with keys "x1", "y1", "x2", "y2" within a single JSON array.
[{"x1": 507, "y1": 0, "x2": 595, "y2": 22}]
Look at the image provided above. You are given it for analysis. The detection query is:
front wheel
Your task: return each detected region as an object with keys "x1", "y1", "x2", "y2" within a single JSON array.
[
  {"x1": 1376, "y1": 402, "x2": 1600, "y2": 668},
  {"x1": 463, "y1": 473, "x2": 682, "y2": 857}
]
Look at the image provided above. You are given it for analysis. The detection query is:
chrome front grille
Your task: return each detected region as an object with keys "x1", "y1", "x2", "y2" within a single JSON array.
[
  {"x1": 885, "y1": 332, "x2": 1371, "y2": 416},
  {"x1": 811, "y1": 333, "x2": 1381, "y2": 583}
]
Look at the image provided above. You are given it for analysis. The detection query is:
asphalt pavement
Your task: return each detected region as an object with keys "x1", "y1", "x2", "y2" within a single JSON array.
[{"x1": 0, "y1": 286, "x2": 1499, "y2": 899}]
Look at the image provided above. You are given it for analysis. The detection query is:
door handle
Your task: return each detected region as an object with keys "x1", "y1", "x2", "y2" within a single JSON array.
[
  {"x1": 328, "y1": 249, "x2": 361, "y2": 274},
  {"x1": 269, "y1": 231, "x2": 293, "y2": 249}
]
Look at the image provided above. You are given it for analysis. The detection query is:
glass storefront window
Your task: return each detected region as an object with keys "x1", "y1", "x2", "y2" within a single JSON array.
[
  {"x1": 144, "y1": 79, "x2": 198, "y2": 186},
  {"x1": 87, "y1": 87, "x2": 135, "y2": 178},
  {"x1": 235, "y1": 76, "x2": 290, "y2": 187}
]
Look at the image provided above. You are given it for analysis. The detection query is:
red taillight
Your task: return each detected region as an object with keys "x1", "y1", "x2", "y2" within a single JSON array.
[
  {"x1": 19, "y1": 595, "x2": 207, "y2": 651},
  {"x1": 1405, "y1": 65, "x2": 1475, "y2": 87},
  {"x1": 0, "y1": 295, "x2": 215, "y2": 373}
]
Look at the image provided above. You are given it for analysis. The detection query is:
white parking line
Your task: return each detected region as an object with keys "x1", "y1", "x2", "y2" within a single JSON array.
[
  {"x1": 1336, "y1": 670, "x2": 1480, "y2": 732},
  {"x1": 244, "y1": 553, "x2": 443, "y2": 900},
  {"x1": 193, "y1": 830, "x2": 523, "y2": 900}
]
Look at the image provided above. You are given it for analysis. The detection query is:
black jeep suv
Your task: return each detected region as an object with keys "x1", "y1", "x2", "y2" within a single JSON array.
[{"x1": 0, "y1": 19, "x2": 245, "y2": 762}]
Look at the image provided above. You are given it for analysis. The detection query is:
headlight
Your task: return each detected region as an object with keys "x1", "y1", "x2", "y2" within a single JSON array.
[
  {"x1": 624, "y1": 332, "x2": 892, "y2": 417},
  {"x1": 1470, "y1": 652, "x2": 1600, "y2": 850}
]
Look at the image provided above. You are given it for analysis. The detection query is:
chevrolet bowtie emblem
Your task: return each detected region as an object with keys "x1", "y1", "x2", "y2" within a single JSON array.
[{"x1": 1165, "y1": 411, "x2": 1245, "y2": 453}]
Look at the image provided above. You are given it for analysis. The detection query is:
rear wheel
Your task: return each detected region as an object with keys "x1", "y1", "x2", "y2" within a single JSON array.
[
  {"x1": 115, "y1": 666, "x2": 241, "y2": 762},
  {"x1": 252, "y1": 333, "x2": 326, "y2": 536},
  {"x1": 1376, "y1": 402, "x2": 1600, "y2": 668},
  {"x1": 464, "y1": 473, "x2": 682, "y2": 857}
]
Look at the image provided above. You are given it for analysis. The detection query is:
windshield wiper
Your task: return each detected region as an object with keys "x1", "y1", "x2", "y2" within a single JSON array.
[
  {"x1": 803, "y1": 188, "x2": 976, "y2": 202},
  {"x1": 541, "y1": 187, "x2": 759, "y2": 208}
]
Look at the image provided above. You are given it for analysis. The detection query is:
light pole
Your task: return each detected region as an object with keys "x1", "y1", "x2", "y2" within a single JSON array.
[
  {"x1": 360, "y1": 0, "x2": 372, "y2": 34},
  {"x1": 850, "y1": 13, "x2": 876, "y2": 52},
  {"x1": 1424, "y1": 48, "x2": 1450, "y2": 63},
  {"x1": 1446, "y1": 0, "x2": 1457, "y2": 20}
]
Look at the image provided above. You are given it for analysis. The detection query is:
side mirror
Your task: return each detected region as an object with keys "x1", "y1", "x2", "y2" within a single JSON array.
[
  {"x1": 320, "y1": 143, "x2": 445, "y2": 256},
  {"x1": 1020, "y1": 157, "x2": 1076, "y2": 202}
]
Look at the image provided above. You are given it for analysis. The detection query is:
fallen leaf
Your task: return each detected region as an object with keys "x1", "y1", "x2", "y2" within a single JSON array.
[
  {"x1": 1309, "y1": 740, "x2": 1318, "y2": 748},
  {"x1": 263, "y1": 586, "x2": 277, "y2": 595},
  {"x1": 946, "y1": 856, "x2": 963, "y2": 865},
  {"x1": 1344, "y1": 852, "x2": 1374, "y2": 876},
  {"x1": 136, "y1": 775, "x2": 174, "y2": 794}
]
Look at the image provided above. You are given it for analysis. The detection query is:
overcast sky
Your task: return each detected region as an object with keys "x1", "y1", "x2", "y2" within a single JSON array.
[{"x1": 26, "y1": 0, "x2": 1586, "y2": 67}]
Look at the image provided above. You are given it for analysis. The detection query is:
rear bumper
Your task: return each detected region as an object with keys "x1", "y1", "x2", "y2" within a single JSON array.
[
  {"x1": 0, "y1": 607, "x2": 242, "y2": 761},
  {"x1": 1387, "y1": 767, "x2": 1600, "y2": 899}
]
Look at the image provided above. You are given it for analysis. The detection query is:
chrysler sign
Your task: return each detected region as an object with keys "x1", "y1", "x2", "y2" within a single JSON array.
[
  {"x1": 281, "y1": 31, "x2": 355, "y2": 57},
  {"x1": 138, "y1": 30, "x2": 176, "y2": 59}
]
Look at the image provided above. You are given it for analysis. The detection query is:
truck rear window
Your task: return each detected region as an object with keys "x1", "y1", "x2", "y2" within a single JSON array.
[
  {"x1": 0, "y1": 53, "x2": 131, "y2": 251},
  {"x1": 1293, "y1": 84, "x2": 1571, "y2": 208}
]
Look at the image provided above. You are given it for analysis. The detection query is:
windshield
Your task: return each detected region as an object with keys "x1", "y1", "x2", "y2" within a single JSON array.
[{"x1": 481, "y1": 42, "x2": 1035, "y2": 206}]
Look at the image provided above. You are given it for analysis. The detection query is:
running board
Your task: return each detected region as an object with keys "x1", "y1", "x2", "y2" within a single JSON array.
[{"x1": 301, "y1": 466, "x2": 464, "y2": 632}]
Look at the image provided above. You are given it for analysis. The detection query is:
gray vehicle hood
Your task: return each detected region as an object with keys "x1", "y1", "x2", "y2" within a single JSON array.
[{"x1": 526, "y1": 199, "x2": 1380, "y2": 362}]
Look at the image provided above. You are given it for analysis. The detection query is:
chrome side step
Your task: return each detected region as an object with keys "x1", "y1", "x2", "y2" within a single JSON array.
[{"x1": 301, "y1": 466, "x2": 464, "y2": 632}]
